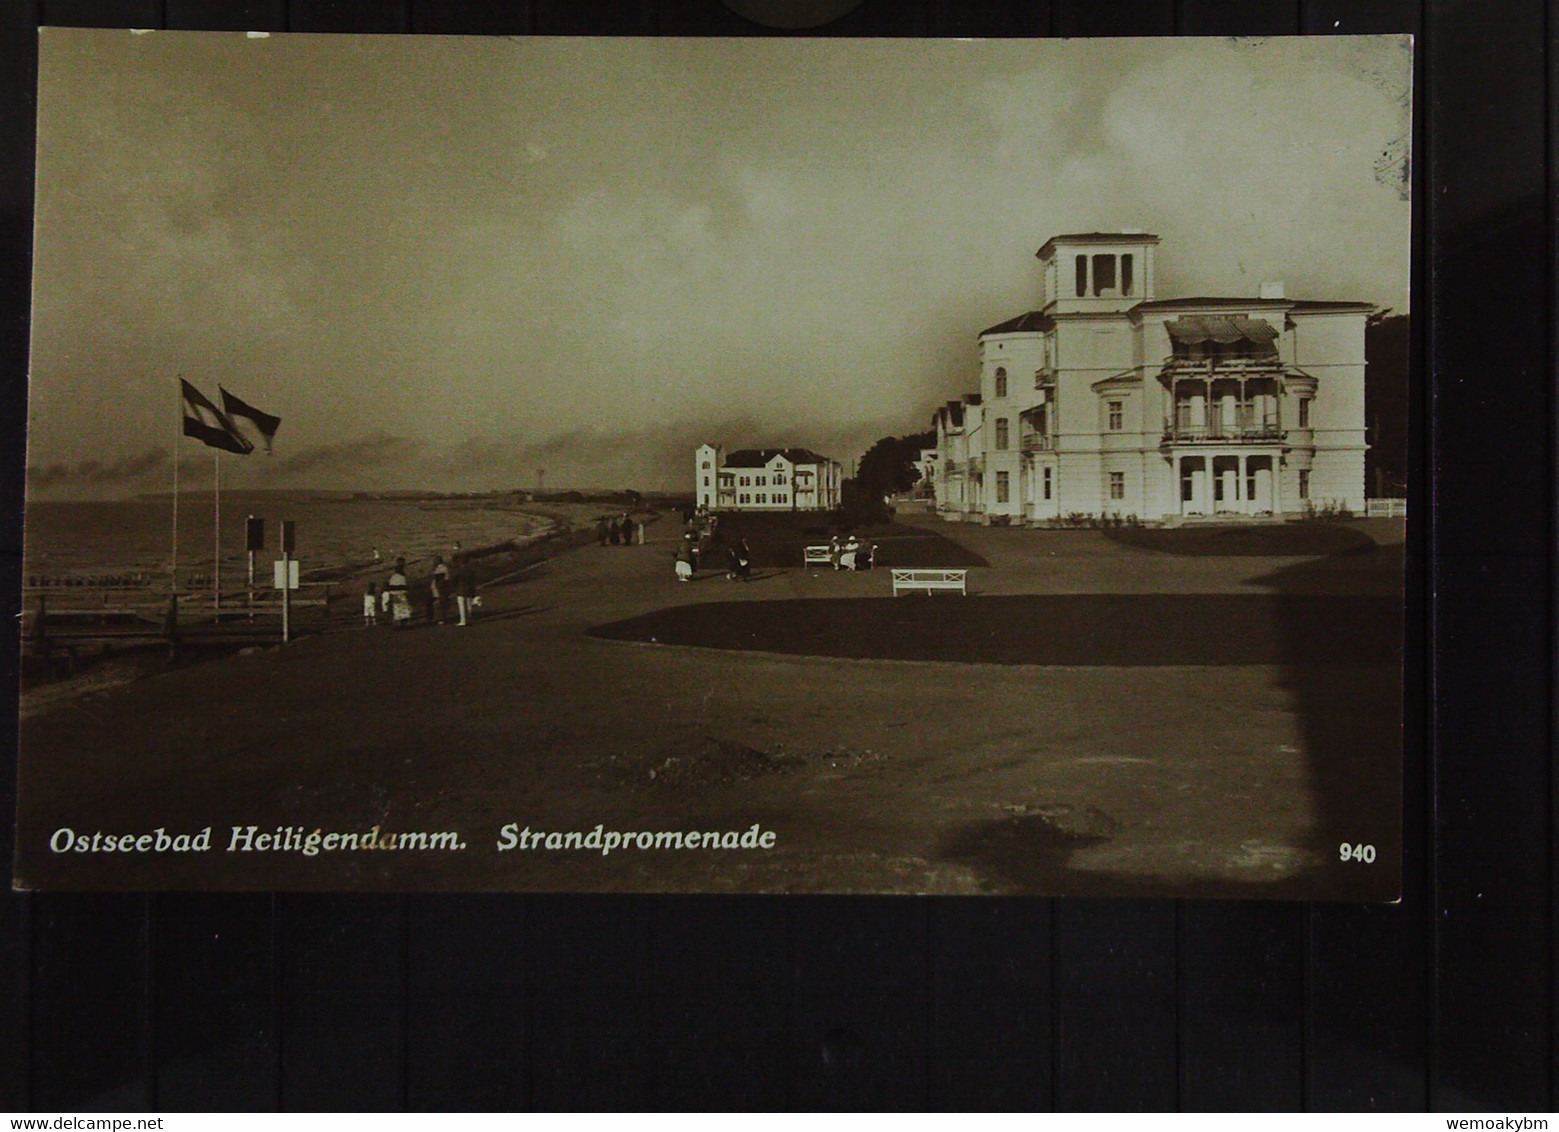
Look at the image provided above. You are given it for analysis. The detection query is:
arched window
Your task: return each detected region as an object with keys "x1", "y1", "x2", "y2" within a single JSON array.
[{"x1": 994, "y1": 367, "x2": 1007, "y2": 398}]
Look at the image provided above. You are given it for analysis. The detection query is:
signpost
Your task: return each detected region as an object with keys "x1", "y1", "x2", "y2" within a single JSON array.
[
  {"x1": 275, "y1": 520, "x2": 297, "y2": 642},
  {"x1": 246, "y1": 516, "x2": 263, "y2": 620}
]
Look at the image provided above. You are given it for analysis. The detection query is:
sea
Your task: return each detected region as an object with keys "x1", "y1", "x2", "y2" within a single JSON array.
[{"x1": 22, "y1": 492, "x2": 550, "y2": 585}]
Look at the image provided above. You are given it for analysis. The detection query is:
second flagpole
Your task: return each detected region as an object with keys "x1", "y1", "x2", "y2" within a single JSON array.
[
  {"x1": 172, "y1": 376, "x2": 180, "y2": 593},
  {"x1": 213, "y1": 446, "x2": 221, "y2": 612}
]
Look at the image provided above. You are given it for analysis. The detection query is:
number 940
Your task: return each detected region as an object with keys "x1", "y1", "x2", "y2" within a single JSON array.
[{"x1": 1338, "y1": 842, "x2": 1376, "y2": 863}]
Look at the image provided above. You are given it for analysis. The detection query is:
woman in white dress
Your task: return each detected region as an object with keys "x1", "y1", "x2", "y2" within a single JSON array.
[{"x1": 386, "y1": 559, "x2": 412, "y2": 628}]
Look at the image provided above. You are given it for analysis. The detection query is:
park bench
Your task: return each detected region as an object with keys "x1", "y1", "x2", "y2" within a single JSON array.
[
  {"x1": 40, "y1": 605, "x2": 146, "y2": 618},
  {"x1": 803, "y1": 544, "x2": 833, "y2": 567},
  {"x1": 891, "y1": 569, "x2": 967, "y2": 596}
]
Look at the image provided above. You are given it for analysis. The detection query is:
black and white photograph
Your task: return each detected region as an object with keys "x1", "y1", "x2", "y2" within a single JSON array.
[{"x1": 13, "y1": 29, "x2": 1411, "y2": 900}]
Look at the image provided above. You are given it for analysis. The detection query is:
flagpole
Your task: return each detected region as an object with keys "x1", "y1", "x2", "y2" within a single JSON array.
[
  {"x1": 213, "y1": 447, "x2": 221, "y2": 612},
  {"x1": 172, "y1": 377, "x2": 180, "y2": 592}
]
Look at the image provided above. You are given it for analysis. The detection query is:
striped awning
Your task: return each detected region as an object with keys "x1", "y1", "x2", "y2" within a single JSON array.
[{"x1": 1167, "y1": 316, "x2": 1278, "y2": 346}]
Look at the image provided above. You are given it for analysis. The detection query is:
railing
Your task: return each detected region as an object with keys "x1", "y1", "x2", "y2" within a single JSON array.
[
  {"x1": 1020, "y1": 433, "x2": 1054, "y2": 452},
  {"x1": 1161, "y1": 422, "x2": 1284, "y2": 445},
  {"x1": 22, "y1": 580, "x2": 339, "y2": 617},
  {"x1": 1365, "y1": 498, "x2": 1408, "y2": 518},
  {"x1": 1163, "y1": 355, "x2": 1281, "y2": 375}
]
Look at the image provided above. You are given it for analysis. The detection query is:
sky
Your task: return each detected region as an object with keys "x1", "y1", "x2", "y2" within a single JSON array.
[{"x1": 26, "y1": 30, "x2": 1412, "y2": 497}]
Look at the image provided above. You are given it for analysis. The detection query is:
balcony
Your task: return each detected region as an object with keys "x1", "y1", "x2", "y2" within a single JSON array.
[
  {"x1": 1162, "y1": 355, "x2": 1283, "y2": 379},
  {"x1": 1020, "y1": 433, "x2": 1054, "y2": 453},
  {"x1": 1161, "y1": 421, "x2": 1284, "y2": 446}
]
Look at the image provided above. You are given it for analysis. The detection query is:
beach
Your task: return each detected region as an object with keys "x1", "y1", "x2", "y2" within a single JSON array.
[{"x1": 13, "y1": 511, "x2": 1404, "y2": 899}]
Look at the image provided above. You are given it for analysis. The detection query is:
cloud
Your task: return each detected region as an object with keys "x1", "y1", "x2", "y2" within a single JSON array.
[
  {"x1": 266, "y1": 432, "x2": 427, "y2": 478},
  {"x1": 27, "y1": 448, "x2": 169, "y2": 491}
]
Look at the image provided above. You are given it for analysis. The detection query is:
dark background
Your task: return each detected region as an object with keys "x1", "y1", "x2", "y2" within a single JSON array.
[{"x1": 0, "y1": 0, "x2": 1551, "y2": 1112}]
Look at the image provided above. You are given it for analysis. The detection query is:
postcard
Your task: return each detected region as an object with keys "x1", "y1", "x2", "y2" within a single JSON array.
[{"x1": 14, "y1": 29, "x2": 1412, "y2": 898}]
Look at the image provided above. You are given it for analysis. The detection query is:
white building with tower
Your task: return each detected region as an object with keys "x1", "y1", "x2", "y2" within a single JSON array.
[
  {"x1": 932, "y1": 230, "x2": 1372, "y2": 524},
  {"x1": 694, "y1": 445, "x2": 844, "y2": 512}
]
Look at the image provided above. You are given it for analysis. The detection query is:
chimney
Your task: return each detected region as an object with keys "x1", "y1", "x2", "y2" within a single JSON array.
[{"x1": 1259, "y1": 280, "x2": 1286, "y2": 299}]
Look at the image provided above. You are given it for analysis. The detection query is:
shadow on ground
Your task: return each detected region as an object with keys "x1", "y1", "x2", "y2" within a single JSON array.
[
  {"x1": 1249, "y1": 548, "x2": 1405, "y2": 901},
  {"x1": 1104, "y1": 521, "x2": 1379, "y2": 557},
  {"x1": 590, "y1": 593, "x2": 1397, "y2": 666}
]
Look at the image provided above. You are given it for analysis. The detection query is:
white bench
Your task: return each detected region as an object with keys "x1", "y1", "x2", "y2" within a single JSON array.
[
  {"x1": 891, "y1": 569, "x2": 967, "y2": 596},
  {"x1": 803, "y1": 544, "x2": 834, "y2": 567}
]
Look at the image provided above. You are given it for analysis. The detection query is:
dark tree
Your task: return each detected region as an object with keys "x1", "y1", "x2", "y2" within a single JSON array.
[
  {"x1": 833, "y1": 430, "x2": 936, "y2": 527},
  {"x1": 852, "y1": 430, "x2": 936, "y2": 500},
  {"x1": 1364, "y1": 312, "x2": 1411, "y2": 497}
]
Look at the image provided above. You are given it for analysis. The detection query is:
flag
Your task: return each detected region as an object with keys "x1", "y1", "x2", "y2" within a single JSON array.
[
  {"x1": 221, "y1": 387, "x2": 282, "y2": 454},
  {"x1": 181, "y1": 379, "x2": 252, "y2": 454}
]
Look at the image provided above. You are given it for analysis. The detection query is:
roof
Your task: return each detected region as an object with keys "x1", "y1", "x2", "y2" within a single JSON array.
[
  {"x1": 1166, "y1": 315, "x2": 1280, "y2": 346},
  {"x1": 723, "y1": 447, "x2": 832, "y2": 469},
  {"x1": 1037, "y1": 232, "x2": 1161, "y2": 257},
  {"x1": 1288, "y1": 299, "x2": 1377, "y2": 313},
  {"x1": 1134, "y1": 297, "x2": 1292, "y2": 311},
  {"x1": 1091, "y1": 370, "x2": 1143, "y2": 391},
  {"x1": 1134, "y1": 296, "x2": 1375, "y2": 314},
  {"x1": 980, "y1": 311, "x2": 1055, "y2": 336}
]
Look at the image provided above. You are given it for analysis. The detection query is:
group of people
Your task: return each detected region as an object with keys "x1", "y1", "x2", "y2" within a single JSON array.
[
  {"x1": 363, "y1": 552, "x2": 478, "y2": 629},
  {"x1": 597, "y1": 513, "x2": 643, "y2": 546},
  {"x1": 829, "y1": 533, "x2": 876, "y2": 571},
  {"x1": 673, "y1": 516, "x2": 751, "y2": 583}
]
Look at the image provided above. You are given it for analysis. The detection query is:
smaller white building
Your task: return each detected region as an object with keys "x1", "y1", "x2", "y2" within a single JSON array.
[{"x1": 695, "y1": 445, "x2": 844, "y2": 512}]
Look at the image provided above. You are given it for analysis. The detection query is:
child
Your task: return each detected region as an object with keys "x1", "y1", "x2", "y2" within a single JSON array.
[{"x1": 363, "y1": 581, "x2": 379, "y2": 626}]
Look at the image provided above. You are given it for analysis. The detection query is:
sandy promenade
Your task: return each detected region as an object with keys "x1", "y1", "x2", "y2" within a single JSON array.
[{"x1": 14, "y1": 512, "x2": 1404, "y2": 899}]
